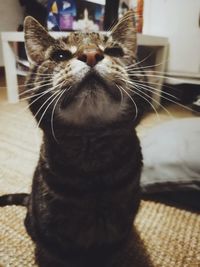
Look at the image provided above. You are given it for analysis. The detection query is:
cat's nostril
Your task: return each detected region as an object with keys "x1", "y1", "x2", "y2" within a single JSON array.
[
  {"x1": 78, "y1": 54, "x2": 87, "y2": 63},
  {"x1": 78, "y1": 51, "x2": 104, "y2": 67},
  {"x1": 95, "y1": 53, "x2": 104, "y2": 63}
]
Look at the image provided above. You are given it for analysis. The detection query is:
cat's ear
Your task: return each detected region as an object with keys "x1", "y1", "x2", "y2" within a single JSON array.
[
  {"x1": 111, "y1": 11, "x2": 137, "y2": 52},
  {"x1": 24, "y1": 16, "x2": 55, "y2": 64}
]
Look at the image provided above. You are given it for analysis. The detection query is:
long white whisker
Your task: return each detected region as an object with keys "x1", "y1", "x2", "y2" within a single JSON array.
[
  {"x1": 18, "y1": 82, "x2": 64, "y2": 115},
  {"x1": 118, "y1": 85, "x2": 138, "y2": 121},
  {"x1": 28, "y1": 72, "x2": 54, "y2": 76},
  {"x1": 19, "y1": 75, "x2": 65, "y2": 97},
  {"x1": 126, "y1": 52, "x2": 157, "y2": 70},
  {"x1": 128, "y1": 73, "x2": 179, "y2": 82},
  {"x1": 33, "y1": 90, "x2": 62, "y2": 149},
  {"x1": 35, "y1": 90, "x2": 61, "y2": 129},
  {"x1": 111, "y1": 12, "x2": 136, "y2": 34},
  {"x1": 126, "y1": 87, "x2": 160, "y2": 120},
  {"x1": 20, "y1": 88, "x2": 56, "y2": 101},
  {"x1": 132, "y1": 81, "x2": 198, "y2": 114},
  {"x1": 51, "y1": 85, "x2": 72, "y2": 142},
  {"x1": 132, "y1": 85, "x2": 174, "y2": 118},
  {"x1": 126, "y1": 59, "x2": 169, "y2": 71},
  {"x1": 123, "y1": 79, "x2": 179, "y2": 100},
  {"x1": 18, "y1": 79, "x2": 52, "y2": 88},
  {"x1": 115, "y1": 84, "x2": 124, "y2": 106},
  {"x1": 18, "y1": 80, "x2": 54, "y2": 96}
]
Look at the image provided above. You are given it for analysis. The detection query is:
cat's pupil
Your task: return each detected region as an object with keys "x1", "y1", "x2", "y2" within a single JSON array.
[
  {"x1": 104, "y1": 47, "x2": 124, "y2": 57},
  {"x1": 51, "y1": 50, "x2": 72, "y2": 61}
]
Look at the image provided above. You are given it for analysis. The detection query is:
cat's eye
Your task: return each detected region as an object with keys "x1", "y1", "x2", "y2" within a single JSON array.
[
  {"x1": 104, "y1": 47, "x2": 124, "y2": 57},
  {"x1": 51, "y1": 50, "x2": 72, "y2": 61}
]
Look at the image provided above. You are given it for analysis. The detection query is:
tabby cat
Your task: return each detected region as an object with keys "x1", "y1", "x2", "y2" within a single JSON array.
[{"x1": 0, "y1": 11, "x2": 152, "y2": 267}]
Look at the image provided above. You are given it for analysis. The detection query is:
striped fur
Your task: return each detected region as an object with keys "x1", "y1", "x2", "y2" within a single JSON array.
[
  {"x1": 1, "y1": 11, "x2": 152, "y2": 267},
  {"x1": 0, "y1": 193, "x2": 29, "y2": 207}
]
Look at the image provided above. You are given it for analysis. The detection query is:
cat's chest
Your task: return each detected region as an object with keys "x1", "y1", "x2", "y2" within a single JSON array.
[
  {"x1": 45, "y1": 130, "x2": 137, "y2": 173},
  {"x1": 39, "y1": 179, "x2": 138, "y2": 249},
  {"x1": 34, "y1": 130, "x2": 141, "y2": 250}
]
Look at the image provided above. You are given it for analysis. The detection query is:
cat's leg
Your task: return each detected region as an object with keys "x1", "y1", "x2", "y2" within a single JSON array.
[
  {"x1": 24, "y1": 210, "x2": 38, "y2": 243},
  {"x1": 35, "y1": 246, "x2": 62, "y2": 267},
  {"x1": 35, "y1": 246, "x2": 76, "y2": 267},
  {"x1": 108, "y1": 229, "x2": 153, "y2": 267}
]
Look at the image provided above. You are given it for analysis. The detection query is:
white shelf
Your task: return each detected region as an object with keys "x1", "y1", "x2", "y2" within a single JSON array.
[
  {"x1": 1, "y1": 31, "x2": 168, "y2": 46},
  {"x1": 1, "y1": 31, "x2": 169, "y2": 104}
]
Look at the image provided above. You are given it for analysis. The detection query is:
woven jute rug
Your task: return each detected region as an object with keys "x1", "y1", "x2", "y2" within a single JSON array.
[
  {"x1": 0, "y1": 100, "x2": 199, "y2": 267},
  {"x1": 0, "y1": 201, "x2": 200, "y2": 267}
]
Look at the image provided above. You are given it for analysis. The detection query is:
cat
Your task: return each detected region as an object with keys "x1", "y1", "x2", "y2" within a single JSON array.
[{"x1": 0, "y1": 11, "x2": 152, "y2": 267}]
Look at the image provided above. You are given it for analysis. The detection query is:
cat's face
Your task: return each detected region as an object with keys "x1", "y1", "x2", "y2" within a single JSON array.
[{"x1": 24, "y1": 12, "x2": 139, "y2": 127}]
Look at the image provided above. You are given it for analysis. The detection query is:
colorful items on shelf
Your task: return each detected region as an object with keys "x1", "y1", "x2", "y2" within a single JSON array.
[{"x1": 47, "y1": 0, "x2": 105, "y2": 31}]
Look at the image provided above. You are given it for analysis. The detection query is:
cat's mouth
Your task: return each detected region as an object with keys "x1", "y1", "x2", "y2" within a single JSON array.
[{"x1": 60, "y1": 71, "x2": 121, "y2": 108}]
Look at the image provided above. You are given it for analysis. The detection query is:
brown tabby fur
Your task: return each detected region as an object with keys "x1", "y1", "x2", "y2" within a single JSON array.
[{"x1": 1, "y1": 11, "x2": 152, "y2": 266}]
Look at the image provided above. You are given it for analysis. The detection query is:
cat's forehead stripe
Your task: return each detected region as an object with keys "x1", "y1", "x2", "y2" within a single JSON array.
[{"x1": 60, "y1": 32, "x2": 105, "y2": 47}]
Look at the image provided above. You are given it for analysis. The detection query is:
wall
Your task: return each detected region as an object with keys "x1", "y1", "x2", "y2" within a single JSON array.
[
  {"x1": 0, "y1": 0, "x2": 24, "y2": 66},
  {"x1": 143, "y1": 0, "x2": 200, "y2": 75}
]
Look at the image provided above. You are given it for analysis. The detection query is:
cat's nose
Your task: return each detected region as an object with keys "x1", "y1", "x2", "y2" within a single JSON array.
[{"x1": 78, "y1": 50, "x2": 104, "y2": 67}]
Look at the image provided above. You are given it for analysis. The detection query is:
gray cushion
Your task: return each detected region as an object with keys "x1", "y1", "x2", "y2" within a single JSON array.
[{"x1": 140, "y1": 118, "x2": 200, "y2": 193}]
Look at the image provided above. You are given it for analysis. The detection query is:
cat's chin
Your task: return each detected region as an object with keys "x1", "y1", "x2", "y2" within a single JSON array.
[
  {"x1": 60, "y1": 71, "x2": 121, "y2": 109},
  {"x1": 58, "y1": 86, "x2": 128, "y2": 126},
  {"x1": 56, "y1": 71, "x2": 128, "y2": 125},
  {"x1": 58, "y1": 98, "x2": 127, "y2": 126}
]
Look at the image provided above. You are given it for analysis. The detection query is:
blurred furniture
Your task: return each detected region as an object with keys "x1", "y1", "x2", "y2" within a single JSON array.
[
  {"x1": 1, "y1": 31, "x2": 168, "y2": 104},
  {"x1": 143, "y1": 0, "x2": 200, "y2": 85},
  {"x1": 0, "y1": 0, "x2": 24, "y2": 66}
]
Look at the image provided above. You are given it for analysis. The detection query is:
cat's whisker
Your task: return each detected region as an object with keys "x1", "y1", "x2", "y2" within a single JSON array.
[
  {"x1": 28, "y1": 69, "x2": 55, "y2": 76},
  {"x1": 132, "y1": 85, "x2": 174, "y2": 118},
  {"x1": 106, "y1": 11, "x2": 133, "y2": 32},
  {"x1": 115, "y1": 84, "x2": 124, "y2": 106},
  {"x1": 18, "y1": 81, "x2": 54, "y2": 97},
  {"x1": 0, "y1": 79, "x2": 53, "y2": 92},
  {"x1": 118, "y1": 85, "x2": 138, "y2": 121},
  {"x1": 18, "y1": 88, "x2": 57, "y2": 115},
  {"x1": 110, "y1": 12, "x2": 136, "y2": 34},
  {"x1": 10, "y1": 84, "x2": 66, "y2": 149},
  {"x1": 35, "y1": 90, "x2": 62, "y2": 130},
  {"x1": 18, "y1": 82, "x2": 65, "y2": 116},
  {"x1": 33, "y1": 90, "x2": 62, "y2": 149},
  {"x1": 128, "y1": 72, "x2": 170, "y2": 81},
  {"x1": 121, "y1": 78, "x2": 179, "y2": 100},
  {"x1": 133, "y1": 81, "x2": 198, "y2": 114},
  {"x1": 107, "y1": 12, "x2": 138, "y2": 32},
  {"x1": 20, "y1": 89, "x2": 55, "y2": 101},
  {"x1": 27, "y1": 73, "x2": 54, "y2": 78},
  {"x1": 126, "y1": 72, "x2": 184, "y2": 100},
  {"x1": 125, "y1": 52, "x2": 157, "y2": 70},
  {"x1": 106, "y1": 20, "x2": 117, "y2": 32},
  {"x1": 130, "y1": 69, "x2": 166, "y2": 74},
  {"x1": 18, "y1": 79, "x2": 53, "y2": 90},
  {"x1": 126, "y1": 59, "x2": 169, "y2": 71},
  {"x1": 51, "y1": 91, "x2": 65, "y2": 143},
  {"x1": 20, "y1": 75, "x2": 66, "y2": 94},
  {"x1": 51, "y1": 86, "x2": 72, "y2": 143},
  {"x1": 127, "y1": 87, "x2": 160, "y2": 121}
]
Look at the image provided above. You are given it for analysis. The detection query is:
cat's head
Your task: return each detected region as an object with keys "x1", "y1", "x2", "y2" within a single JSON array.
[{"x1": 24, "y1": 11, "x2": 144, "y2": 129}]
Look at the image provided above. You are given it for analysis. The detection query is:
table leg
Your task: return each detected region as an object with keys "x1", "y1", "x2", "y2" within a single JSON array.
[
  {"x1": 152, "y1": 45, "x2": 169, "y2": 108},
  {"x1": 2, "y1": 40, "x2": 19, "y2": 103}
]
